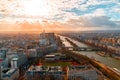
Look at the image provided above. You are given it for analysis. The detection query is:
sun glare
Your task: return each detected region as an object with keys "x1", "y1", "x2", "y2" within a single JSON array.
[{"x1": 23, "y1": 0, "x2": 51, "y2": 16}]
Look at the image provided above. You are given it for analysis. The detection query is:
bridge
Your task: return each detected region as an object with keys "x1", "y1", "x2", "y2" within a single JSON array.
[{"x1": 62, "y1": 47, "x2": 101, "y2": 51}]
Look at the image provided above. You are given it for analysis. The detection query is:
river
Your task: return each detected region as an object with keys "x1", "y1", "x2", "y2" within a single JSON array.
[{"x1": 60, "y1": 35, "x2": 120, "y2": 71}]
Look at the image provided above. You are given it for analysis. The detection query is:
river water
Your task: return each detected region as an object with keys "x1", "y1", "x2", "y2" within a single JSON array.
[
  {"x1": 59, "y1": 36, "x2": 72, "y2": 47},
  {"x1": 60, "y1": 36, "x2": 120, "y2": 71}
]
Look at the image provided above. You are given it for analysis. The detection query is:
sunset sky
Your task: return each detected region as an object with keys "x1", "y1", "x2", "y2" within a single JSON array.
[{"x1": 0, "y1": 0, "x2": 120, "y2": 31}]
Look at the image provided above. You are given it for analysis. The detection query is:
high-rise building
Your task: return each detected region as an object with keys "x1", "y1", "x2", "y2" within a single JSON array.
[
  {"x1": 39, "y1": 31, "x2": 56, "y2": 46},
  {"x1": 39, "y1": 31, "x2": 49, "y2": 46},
  {"x1": 38, "y1": 32, "x2": 58, "y2": 57},
  {"x1": 0, "y1": 48, "x2": 8, "y2": 60}
]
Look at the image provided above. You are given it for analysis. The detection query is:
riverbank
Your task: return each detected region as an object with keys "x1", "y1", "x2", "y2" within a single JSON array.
[
  {"x1": 112, "y1": 55, "x2": 120, "y2": 60},
  {"x1": 59, "y1": 35, "x2": 120, "y2": 71},
  {"x1": 96, "y1": 51, "x2": 120, "y2": 60},
  {"x1": 62, "y1": 50, "x2": 120, "y2": 80},
  {"x1": 96, "y1": 52, "x2": 106, "y2": 57},
  {"x1": 66, "y1": 35, "x2": 120, "y2": 60}
]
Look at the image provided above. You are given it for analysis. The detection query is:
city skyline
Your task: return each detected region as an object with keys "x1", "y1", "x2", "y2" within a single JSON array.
[{"x1": 0, "y1": 0, "x2": 120, "y2": 31}]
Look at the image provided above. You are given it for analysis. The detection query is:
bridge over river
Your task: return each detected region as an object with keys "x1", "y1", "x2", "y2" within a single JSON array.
[{"x1": 59, "y1": 35, "x2": 120, "y2": 72}]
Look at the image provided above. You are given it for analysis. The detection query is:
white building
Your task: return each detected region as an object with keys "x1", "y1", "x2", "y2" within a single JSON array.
[
  {"x1": 11, "y1": 58, "x2": 18, "y2": 69},
  {"x1": 45, "y1": 55, "x2": 56, "y2": 61}
]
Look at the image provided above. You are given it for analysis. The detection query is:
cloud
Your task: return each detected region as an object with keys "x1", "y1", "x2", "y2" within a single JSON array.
[
  {"x1": 0, "y1": 0, "x2": 120, "y2": 31},
  {"x1": 0, "y1": 0, "x2": 119, "y2": 20},
  {"x1": 62, "y1": 15, "x2": 120, "y2": 30},
  {"x1": 18, "y1": 21, "x2": 42, "y2": 31},
  {"x1": 0, "y1": 15, "x2": 120, "y2": 31},
  {"x1": 90, "y1": 16, "x2": 117, "y2": 27},
  {"x1": 82, "y1": 8, "x2": 105, "y2": 17}
]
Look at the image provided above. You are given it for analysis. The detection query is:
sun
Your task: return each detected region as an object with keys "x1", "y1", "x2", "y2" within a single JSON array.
[{"x1": 23, "y1": 0, "x2": 51, "y2": 16}]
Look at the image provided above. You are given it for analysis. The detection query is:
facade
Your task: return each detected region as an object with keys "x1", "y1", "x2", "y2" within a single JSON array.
[
  {"x1": 68, "y1": 65, "x2": 98, "y2": 80},
  {"x1": 0, "y1": 48, "x2": 8, "y2": 68},
  {"x1": 0, "y1": 48, "x2": 8, "y2": 60},
  {"x1": 25, "y1": 64, "x2": 100, "y2": 80},
  {"x1": 0, "y1": 53, "x2": 5, "y2": 60},
  {"x1": 25, "y1": 66, "x2": 63, "y2": 80}
]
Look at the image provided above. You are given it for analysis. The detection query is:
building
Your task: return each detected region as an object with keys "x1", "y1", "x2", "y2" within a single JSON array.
[
  {"x1": 45, "y1": 33, "x2": 56, "y2": 44},
  {"x1": 25, "y1": 65, "x2": 63, "y2": 80},
  {"x1": 10, "y1": 53, "x2": 27, "y2": 68},
  {"x1": 45, "y1": 54, "x2": 61, "y2": 61},
  {"x1": 38, "y1": 32, "x2": 58, "y2": 57},
  {"x1": 27, "y1": 49, "x2": 37, "y2": 58},
  {"x1": 11, "y1": 58, "x2": 18, "y2": 69},
  {"x1": 0, "y1": 58, "x2": 8, "y2": 68},
  {"x1": 45, "y1": 54, "x2": 56, "y2": 61},
  {"x1": 0, "y1": 48, "x2": 8, "y2": 60},
  {"x1": 39, "y1": 32, "x2": 56, "y2": 46},
  {"x1": 1, "y1": 68, "x2": 19, "y2": 80},
  {"x1": 6, "y1": 52, "x2": 18, "y2": 61},
  {"x1": 0, "y1": 48, "x2": 9, "y2": 68},
  {"x1": 68, "y1": 65, "x2": 99, "y2": 80},
  {"x1": 0, "y1": 53, "x2": 5, "y2": 60},
  {"x1": 6, "y1": 52, "x2": 27, "y2": 68},
  {"x1": 39, "y1": 31, "x2": 49, "y2": 46}
]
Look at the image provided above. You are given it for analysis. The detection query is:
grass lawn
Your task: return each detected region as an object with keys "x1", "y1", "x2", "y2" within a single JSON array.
[{"x1": 43, "y1": 61, "x2": 71, "y2": 67}]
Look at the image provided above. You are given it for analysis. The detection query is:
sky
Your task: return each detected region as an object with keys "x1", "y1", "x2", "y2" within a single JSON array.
[{"x1": 0, "y1": 0, "x2": 120, "y2": 31}]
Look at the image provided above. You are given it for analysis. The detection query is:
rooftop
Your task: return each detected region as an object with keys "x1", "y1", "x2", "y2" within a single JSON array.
[
  {"x1": 2, "y1": 68, "x2": 18, "y2": 78},
  {"x1": 45, "y1": 54, "x2": 55, "y2": 57},
  {"x1": 12, "y1": 57, "x2": 18, "y2": 61}
]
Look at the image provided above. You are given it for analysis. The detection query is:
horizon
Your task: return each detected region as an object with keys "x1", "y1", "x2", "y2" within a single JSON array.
[{"x1": 0, "y1": 29, "x2": 120, "y2": 34}]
